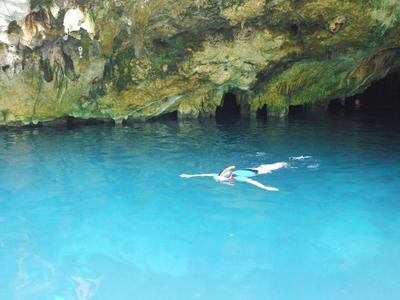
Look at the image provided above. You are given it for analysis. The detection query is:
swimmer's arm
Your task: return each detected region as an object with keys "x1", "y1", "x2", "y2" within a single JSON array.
[
  {"x1": 244, "y1": 178, "x2": 279, "y2": 192},
  {"x1": 180, "y1": 173, "x2": 218, "y2": 178}
]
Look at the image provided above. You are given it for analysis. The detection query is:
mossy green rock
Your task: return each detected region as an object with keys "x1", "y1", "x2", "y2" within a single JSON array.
[{"x1": 1, "y1": 0, "x2": 400, "y2": 125}]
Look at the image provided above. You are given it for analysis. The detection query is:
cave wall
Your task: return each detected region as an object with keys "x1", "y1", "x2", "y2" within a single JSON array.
[{"x1": 1, "y1": 0, "x2": 400, "y2": 125}]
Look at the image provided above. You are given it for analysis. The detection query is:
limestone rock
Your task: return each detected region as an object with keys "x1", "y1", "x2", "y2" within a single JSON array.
[{"x1": 0, "y1": 0, "x2": 400, "y2": 125}]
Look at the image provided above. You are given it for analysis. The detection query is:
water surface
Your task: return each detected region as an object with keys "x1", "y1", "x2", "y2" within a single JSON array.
[{"x1": 1, "y1": 112, "x2": 400, "y2": 300}]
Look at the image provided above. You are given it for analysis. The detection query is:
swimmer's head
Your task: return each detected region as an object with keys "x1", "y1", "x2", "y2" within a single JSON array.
[{"x1": 215, "y1": 165, "x2": 236, "y2": 182}]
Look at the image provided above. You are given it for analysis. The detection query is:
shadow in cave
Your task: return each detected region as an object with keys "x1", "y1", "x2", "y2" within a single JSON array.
[{"x1": 216, "y1": 92, "x2": 241, "y2": 123}]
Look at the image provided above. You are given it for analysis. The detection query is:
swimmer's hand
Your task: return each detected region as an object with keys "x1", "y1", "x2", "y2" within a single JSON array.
[{"x1": 180, "y1": 174, "x2": 192, "y2": 178}]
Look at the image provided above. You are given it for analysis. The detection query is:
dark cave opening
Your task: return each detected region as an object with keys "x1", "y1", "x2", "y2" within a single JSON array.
[
  {"x1": 289, "y1": 105, "x2": 306, "y2": 116},
  {"x1": 328, "y1": 99, "x2": 343, "y2": 113},
  {"x1": 151, "y1": 110, "x2": 178, "y2": 121},
  {"x1": 256, "y1": 105, "x2": 268, "y2": 119},
  {"x1": 345, "y1": 71, "x2": 400, "y2": 112},
  {"x1": 324, "y1": 71, "x2": 400, "y2": 114},
  {"x1": 65, "y1": 117, "x2": 112, "y2": 127},
  {"x1": 216, "y1": 92, "x2": 241, "y2": 122}
]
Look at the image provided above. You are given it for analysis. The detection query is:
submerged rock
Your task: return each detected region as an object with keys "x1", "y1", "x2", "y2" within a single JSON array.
[{"x1": 1, "y1": 0, "x2": 400, "y2": 125}]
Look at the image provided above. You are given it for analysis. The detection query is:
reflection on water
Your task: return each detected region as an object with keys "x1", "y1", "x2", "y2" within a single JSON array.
[{"x1": 1, "y1": 112, "x2": 400, "y2": 300}]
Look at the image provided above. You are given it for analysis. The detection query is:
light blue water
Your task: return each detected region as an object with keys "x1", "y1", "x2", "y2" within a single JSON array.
[{"x1": 1, "y1": 113, "x2": 400, "y2": 300}]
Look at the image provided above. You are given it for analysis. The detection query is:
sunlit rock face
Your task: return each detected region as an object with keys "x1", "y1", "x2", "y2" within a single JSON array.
[
  {"x1": 63, "y1": 8, "x2": 95, "y2": 38},
  {"x1": 1, "y1": 0, "x2": 400, "y2": 125},
  {"x1": 0, "y1": 0, "x2": 30, "y2": 43}
]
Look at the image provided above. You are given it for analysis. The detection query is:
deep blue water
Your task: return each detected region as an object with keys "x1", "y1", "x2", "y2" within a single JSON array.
[{"x1": 0, "y1": 112, "x2": 400, "y2": 300}]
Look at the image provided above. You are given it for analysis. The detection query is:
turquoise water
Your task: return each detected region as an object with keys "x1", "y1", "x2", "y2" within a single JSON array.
[{"x1": 1, "y1": 113, "x2": 400, "y2": 300}]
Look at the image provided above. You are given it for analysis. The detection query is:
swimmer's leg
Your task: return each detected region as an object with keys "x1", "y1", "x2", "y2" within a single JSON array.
[
  {"x1": 180, "y1": 173, "x2": 218, "y2": 178},
  {"x1": 244, "y1": 178, "x2": 279, "y2": 191},
  {"x1": 251, "y1": 162, "x2": 288, "y2": 175}
]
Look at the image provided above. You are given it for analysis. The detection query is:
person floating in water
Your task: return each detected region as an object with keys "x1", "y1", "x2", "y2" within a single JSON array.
[{"x1": 180, "y1": 162, "x2": 287, "y2": 191}]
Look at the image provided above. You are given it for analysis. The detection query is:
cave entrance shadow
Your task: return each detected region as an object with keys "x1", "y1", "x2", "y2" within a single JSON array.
[
  {"x1": 328, "y1": 99, "x2": 343, "y2": 113},
  {"x1": 216, "y1": 92, "x2": 241, "y2": 123},
  {"x1": 345, "y1": 71, "x2": 400, "y2": 113},
  {"x1": 289, "y1": 105, "x2": 306, "y2": 117},
  {"x1": 150, "y1": 111, "x2": 178, "y2": 122},
  {"x1": 256, "y1": 105, "x2": 268, "y2": 120}
]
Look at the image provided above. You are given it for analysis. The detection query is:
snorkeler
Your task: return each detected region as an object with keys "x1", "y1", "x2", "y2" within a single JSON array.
[{"x1": 180, "y1": 162, "x2": 287, "y2": 191}]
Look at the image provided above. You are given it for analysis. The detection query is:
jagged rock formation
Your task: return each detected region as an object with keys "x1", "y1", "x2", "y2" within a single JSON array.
[{"x1": 1, "y1": 0, "x2": 400, "y2": 125}]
